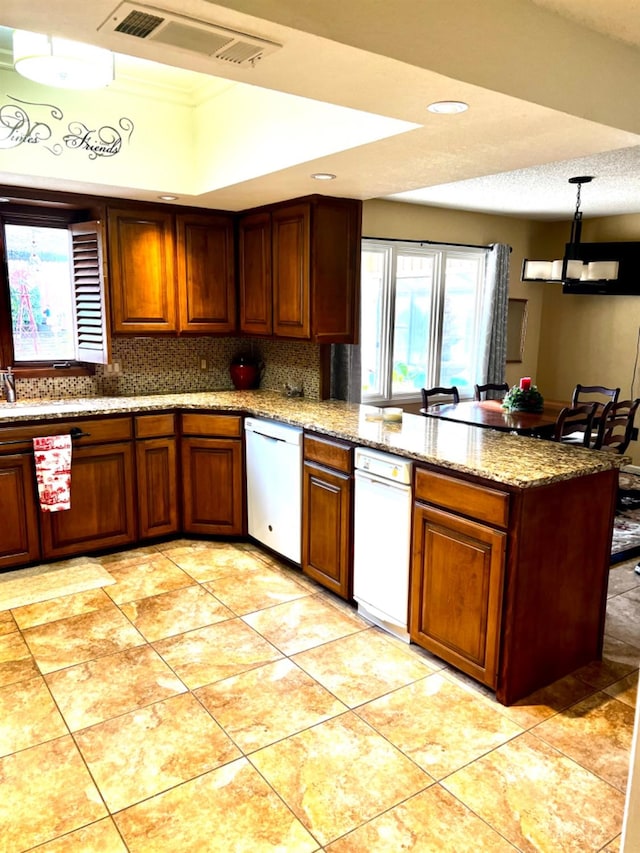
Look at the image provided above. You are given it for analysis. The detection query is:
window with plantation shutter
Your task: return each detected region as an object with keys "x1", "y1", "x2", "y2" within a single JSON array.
[{"x1": 69, "y1": 221, "x2": 110, "y2": 365}]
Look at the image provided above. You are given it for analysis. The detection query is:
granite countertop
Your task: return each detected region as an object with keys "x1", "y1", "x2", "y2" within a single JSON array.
[{"x1": 0, "y1": 390, "x2": 626, "y2": 488}]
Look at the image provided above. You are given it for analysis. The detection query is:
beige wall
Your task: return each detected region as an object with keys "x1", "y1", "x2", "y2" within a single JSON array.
[{"x1": 536, "y1": 215, "x2": 640, "y2": 465}]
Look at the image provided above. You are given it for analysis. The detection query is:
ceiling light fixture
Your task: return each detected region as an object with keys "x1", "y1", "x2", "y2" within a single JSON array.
[
  {"x1": 311, "y1": 172, "x2": 337, "y2": 181},
  {"x1": 427, "y1": 101, "x2": 469, "y2": 114},
  {"x1": 158, "y1": 195, "x2": 178, "y2": 201},
  {"x1": 12, "y1": 30, "x2": 114, "y2": 90},
  {"x1": 521, "y1": 176, "x2": 619, "y2": 284}
]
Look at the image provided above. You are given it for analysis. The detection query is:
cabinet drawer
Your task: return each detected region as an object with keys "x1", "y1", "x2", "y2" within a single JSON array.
[
  {"x1": 303, "y1": 433, "x2": 352, "y2": 473},
  {"x1": 415, "y1": 468, "x2": 509, "y2": 529},
  {"x1": 0, "y1": 416, "x2": 133, "y2": 452},
  {"x1": 181, "y1": 413, "x2": 242, "y2": 438},
  {"x1": 135, "y1": 413, "x2": 176, "y2": 438}
]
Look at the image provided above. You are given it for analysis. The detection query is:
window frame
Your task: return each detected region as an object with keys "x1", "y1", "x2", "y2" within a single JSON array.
[
  {"x1": 360, "y1": 238, "x2": 488, "y2": 405},
  {"x1": 0, "y1": 203, "x2": 109, "y2": 377}
]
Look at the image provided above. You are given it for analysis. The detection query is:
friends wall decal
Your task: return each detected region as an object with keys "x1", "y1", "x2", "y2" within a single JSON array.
[{"x1": 0, "y1": 95, "x2": 134, "y2": 159}]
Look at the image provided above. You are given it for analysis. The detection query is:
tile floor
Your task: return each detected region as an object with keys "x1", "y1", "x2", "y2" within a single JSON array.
[{"x1": 1, "y1": 539, "x2": 639, "y2": 852}]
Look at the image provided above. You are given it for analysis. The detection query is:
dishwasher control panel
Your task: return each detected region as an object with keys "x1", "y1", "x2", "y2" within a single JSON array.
[{"x1": 354, "y1": 447, "x2": 412, "y2": 484}]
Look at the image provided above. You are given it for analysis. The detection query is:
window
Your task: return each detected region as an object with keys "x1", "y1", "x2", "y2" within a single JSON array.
[
  {"x1": 360, "y1": 239, "x2": 488, "y2": 403},
  {"x1": 0, "y1": 207, "x2": 109, "y2": 373}
]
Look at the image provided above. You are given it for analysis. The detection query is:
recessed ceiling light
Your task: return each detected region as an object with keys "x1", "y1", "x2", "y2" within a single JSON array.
[
  {"x1": 427, "y1": 101, "x2": 469, "y2": 114},
  {"x1": 158, "y1": 195, "x2": 178, "y2": 201},
  {"x1": 311, "y1": 173, "x2": 337, "y2": 181},
  {"x1": 0, "y1": 197, "x2": 10, "y2": 203}
]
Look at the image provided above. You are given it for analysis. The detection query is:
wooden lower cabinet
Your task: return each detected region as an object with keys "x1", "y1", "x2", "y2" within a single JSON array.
[
  {"x1": 301, "y1": 433, "x2": 353, "y2": 599},
  {"x1": 181, "y1": 414, "x2": 244, "y2": 536},
  {"x1": 410, "y1": 503, "x2": 506, "y2": 688},
  {"x1": 135, "y1": 414, "x2": 179, "y2": 540},
  {"x1": 0, "y1": 453, "x2": 41, "y2": 570},
  {"x1": 40, "y1": 442, "x2": 136, "y2": 559}
]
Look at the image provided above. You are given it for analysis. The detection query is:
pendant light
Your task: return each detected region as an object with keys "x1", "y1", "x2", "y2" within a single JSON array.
[{"x1": 12, "y1": 30, "x2": 114, "y2": 90}]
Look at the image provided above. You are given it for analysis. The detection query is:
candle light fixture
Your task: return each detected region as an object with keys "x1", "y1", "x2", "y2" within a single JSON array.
[{"x1": 521, "y1": 176, "x2": 620, "y2": 285}]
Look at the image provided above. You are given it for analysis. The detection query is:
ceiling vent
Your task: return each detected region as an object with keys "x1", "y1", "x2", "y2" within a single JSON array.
[{"x1": 99, "y1": 2, "x2": 281, "y2": 66}]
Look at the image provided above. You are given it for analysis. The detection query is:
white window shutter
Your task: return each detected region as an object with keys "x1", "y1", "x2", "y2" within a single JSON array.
[{"x1": 69, "y1": 221, "x2": 111, "y2": 365}]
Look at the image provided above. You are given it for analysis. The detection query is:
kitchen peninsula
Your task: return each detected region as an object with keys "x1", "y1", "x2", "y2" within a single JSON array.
[{"x1": 0, "y1": 390, "x2": 625, "y2": 705}]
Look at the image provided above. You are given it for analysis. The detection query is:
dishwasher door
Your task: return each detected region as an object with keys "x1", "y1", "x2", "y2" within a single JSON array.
[
  {"x1": 245, "y1": 418, "x2": 302, "y2": 563},
  {"x1": 353, "y1": 466, "x2": 413, "y2": 641}
]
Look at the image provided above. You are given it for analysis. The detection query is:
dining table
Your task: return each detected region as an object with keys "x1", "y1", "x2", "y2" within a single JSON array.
[{"x1": 420, "y1": 398, "x2": 571, "y2": 437}]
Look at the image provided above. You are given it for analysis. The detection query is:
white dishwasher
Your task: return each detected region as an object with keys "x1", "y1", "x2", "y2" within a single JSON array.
[
  {"x1": 353, "y1": 447, "x2": 413, "y2": 641},
  {"x1": 244, "y1": 417, "x2": 303, "y2": 563}
]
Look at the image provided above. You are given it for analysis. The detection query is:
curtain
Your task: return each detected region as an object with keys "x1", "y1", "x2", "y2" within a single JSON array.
[
  {"x1": 329, "y1": 343, "x2": 361, "y2": 403},
  {"x1": 478, "y1": 243, "x2": 510, "y2": 394}
]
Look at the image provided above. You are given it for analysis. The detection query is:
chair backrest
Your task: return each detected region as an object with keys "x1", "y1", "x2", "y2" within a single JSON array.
[
  {"x1": 474, "y1": 382, "x2": 509, "y2": 401},
  {"x1": 571, "y1": 384, "x2": 620, "y2": 418},
  {"x1": 553, "y1": 402, "x2": 598, "y2": 445},
  {"x1": 594, "y1": 399, "x2": 640, "y2": 453},
  {"x1": 421, "y1": 386, "x2": 460, "y2": 409}
]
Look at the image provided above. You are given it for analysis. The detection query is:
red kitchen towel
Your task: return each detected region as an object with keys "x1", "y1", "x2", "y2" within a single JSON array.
[{"x1": 33, "y1": 435, "x2": 72, "y2": 512}]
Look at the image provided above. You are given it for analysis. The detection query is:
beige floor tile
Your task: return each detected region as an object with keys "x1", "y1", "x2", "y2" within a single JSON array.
[
  {"x1": 120, "y1": 584, "x2": 233, "y2": 641},
  {"x1": 604, "y1": 590, "x2": 640, "y2": 648},
  {"x1": 0, "y1": 675, "x2": 67, "y2": 756},
  {"x1": 0, "y1": 610, "x2": 16, "y2": 636},
  {"x1": 31, "y1": 818, "x2": 128, "y2": 852},
  {"x1": 533, "y1": 691, "x2": 635, "y2": 791},
  {"x1": 169, "y1": 545, "x2": 275, "y2": 582},
  {"x1": 292, "y1": 628, "x2": 436, "y2": 707},
  {"x1": 243, "y1": 595, "x2": 365, "y2": 655},
  {"x1": 196, "y1": 658, "x2": 347, "y2": 752},
  {"x1": 575, "y1": 633, "x2": 640, "y2": 690},
  {"x1": 357, "y1": 672, "x2": 522, "y2": 779},
  {"x1": 154, "y1": 617, "x2": 283, "y2": 689},
  {"x1": 104, "y1": 554, "x2": 194, "y2": 604},
  {"x1": 23, "y1": 606, "x2": 145, "y2": 674},
  {"x1": 608, "y1": 560, "x2": 640, "y2": 597},
  {"x1": 114, "y1": 757, "x2": 318, "y2": 852},
  {"x1": 603, "y1": 835, "x2": 621, "y2": 851},
  {"x1": 605, "y1": 670, "x2": 639, "y2": 707},
  {"x1": 75, "y1": 692, "x2": 241, "y2": 811},
  {"x1": 96, "y1": 545, "x2": 162, "y2": 569},
  {"x1": 11, "y1": 587, "x2": 114, "y2": 630},
  {"x1": 0, "y1": 736, "x2": 107, "y2": 853},
  {"x1": 45, "y1": 645, "x2": 187, "y2": 730},
  {"x1": 489, "y1": 673, "x2": 599, "y2": 729},
  {"x1": 250, "y1": 711, "x2": 431, "y2": 846},
  {"x1": 325, "y1": 784, "x2": 516, "y2": 852},
  {"x1": 0, "y1": 630, "x2": 40, "y2": 686},
  {"x1": 0, "y1": 558, "x2": 115, "y2": 611},
  {"x1": 443, "y1": 731, "x2": 626, "y2": 852},
  {"x1": 203, "y1": 564, "x2": 310, "y2": 614}
]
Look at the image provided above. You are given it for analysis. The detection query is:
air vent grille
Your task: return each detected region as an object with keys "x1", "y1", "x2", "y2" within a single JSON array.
[
  {"x1": 101, "y1": 2, "x2": 282, "y2": 66},
  {"x1": 114, "y1": 10, "x2": 164, "y2": 39}
]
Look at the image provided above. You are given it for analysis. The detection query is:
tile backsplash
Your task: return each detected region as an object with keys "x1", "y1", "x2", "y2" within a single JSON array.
[{"x1": 14, "y1": 337, "x2": 322, "y2": 400}]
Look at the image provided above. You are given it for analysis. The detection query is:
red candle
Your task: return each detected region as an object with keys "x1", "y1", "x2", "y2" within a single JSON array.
[{"x1": 519, "y1": 377, "x2": 532, "y2": 391}]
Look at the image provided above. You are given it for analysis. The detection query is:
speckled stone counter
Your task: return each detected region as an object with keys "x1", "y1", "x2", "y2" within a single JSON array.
[{"x1": 0, "y1": 390, "x2": 625, "y2": 488}]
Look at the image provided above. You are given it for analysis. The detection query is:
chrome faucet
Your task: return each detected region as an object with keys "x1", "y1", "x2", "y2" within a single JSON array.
[{"x1": 1, "y1": 367, "x2": 16, "y2": 403}]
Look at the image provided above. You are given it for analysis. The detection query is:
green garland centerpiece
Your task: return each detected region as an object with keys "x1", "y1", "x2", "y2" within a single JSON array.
[{"x1": 502, "y1": 383, "x2": 544, "y2": 413}]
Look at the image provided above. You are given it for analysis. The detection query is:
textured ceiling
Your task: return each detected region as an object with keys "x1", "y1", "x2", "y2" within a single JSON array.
[{"x1": 0, "y1": 0, "x2": 639, "y2": 219}]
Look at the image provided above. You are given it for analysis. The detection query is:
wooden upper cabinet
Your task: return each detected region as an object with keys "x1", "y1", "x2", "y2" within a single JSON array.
[
  {"x1": 176, "y1": 212, "x2": 236, "y2": 334},
  {"x1": 272, "y1": 203, "x2": 310, "y2": 339},
  {"x1": 238, "y1": 196, "x2": 362, "y2": 342},
  {"x1": 238, "y1": 211, "x2": 272, "y2": 335},
  {"x1": 108, "y1": 208, "x2": 177, "y2": 333}
]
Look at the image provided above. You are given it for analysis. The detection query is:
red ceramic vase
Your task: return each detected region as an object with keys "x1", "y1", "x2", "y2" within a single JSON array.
[{"x1": 230, "y1": 355, "x2": 261, "y2": 390}]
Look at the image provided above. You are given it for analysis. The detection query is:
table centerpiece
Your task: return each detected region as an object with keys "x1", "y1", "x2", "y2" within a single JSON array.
[{"x1": 502, "y1": 378, "x2": 544, "y2": 413}]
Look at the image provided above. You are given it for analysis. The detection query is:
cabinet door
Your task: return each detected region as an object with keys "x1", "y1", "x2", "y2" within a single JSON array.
[
  {"x1": 108, "y1": 208, "x2": 176, "y2": 333},
  {"x1": 272, "y1": 203, "x2": 310, "y2": 339},
  {"x1": 0, "y1": 454, "x2": 41, "y2": 569},
  {"x1": 302, "y1": 461, "x2": 352, "y2": 599},
  {"x1": 176, "y1": 213, "x2": 236, "y2": 334},
  {"x1": 410, "y1": 503, "x2": 506, "y2": 688},
  {"x1": 238, "y1": 211, "x2": 272, "y2": 335},
  {"x1": 40, "y1": 443, "x2": 136, "y2": 559},
  {"x1": 181, "y1": 437, "x2": 243, "y2": 535},
  {"x1": 136, "y1": 438, "x2": 179, "y2": 539}
]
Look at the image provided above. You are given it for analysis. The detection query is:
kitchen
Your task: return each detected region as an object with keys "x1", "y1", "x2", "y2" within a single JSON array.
[{"x1": 2, "y1": 1, "x2": 640, "y2": 850}]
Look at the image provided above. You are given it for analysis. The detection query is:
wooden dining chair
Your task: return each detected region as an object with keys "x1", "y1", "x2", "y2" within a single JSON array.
[
  {"x1": 571, "y1": 384, "x2": 620, "y2": 414},
  {"x1": 473, "y1": 382, "x2": 509, "y2": 401},
  {"x1": 421, "y1": 386, "x2": 459, "y2": 410},
  {"x1": 553, "y1": 402, "x2": 599, "y2": 446},
  {"x1": 594, "y1": 399, "x2": 640, "y2": 453}
]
